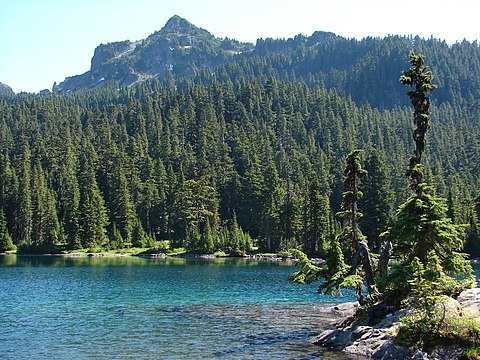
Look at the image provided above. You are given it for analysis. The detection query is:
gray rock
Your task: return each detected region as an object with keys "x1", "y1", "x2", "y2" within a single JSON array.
[
  {"x1": 315, "y1": 301, "x2": 360, "y2": 327},
  {"x1": 53, "y1": 15, "x2": 254, "y2": 93},
  {"x1": 311, "y1": 328, "x2": 353, "y2": 351},
  {"x1": 427, "y1": 344, "x2": 464, "y2": 360},
  {"x1": 311, "y1": 294, "x2": 473, "y2": 360},
  {"x1": 313, "y1": 319, "x2": 429, "y2": 359},
  {"x1": 457, "y1": 288, "x2": 480, "y2": 316},
  {"x1": 0, "y1": 82, "x2": 14, "y2": 95}
]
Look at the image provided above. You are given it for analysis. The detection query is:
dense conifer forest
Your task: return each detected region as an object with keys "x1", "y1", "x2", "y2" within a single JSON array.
[{"x1": 0, "y1": 34, "x2": 479, "y2": 258}]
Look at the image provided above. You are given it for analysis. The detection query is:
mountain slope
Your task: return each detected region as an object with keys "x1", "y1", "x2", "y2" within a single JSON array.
[
  {"x1": 52, "y1": 16, "x2": 480, "y2": 111},
  {"x1": 53, "y1": 15, "x2": 253, "y2": 93}
]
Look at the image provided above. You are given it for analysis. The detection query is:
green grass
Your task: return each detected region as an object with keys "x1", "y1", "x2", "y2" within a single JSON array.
[
  {"x1": 167, "y1": 247, "x2": 186, "y2": 255},
  {"x1": 213, "y1": 251, "x2": 227, "y2": 257},
  {"x1": 67, "y1": 247, "x2": 150, "y2": 255},
  {"x1": 464, "y1": 345, "x2": 480, "y2": 359}
]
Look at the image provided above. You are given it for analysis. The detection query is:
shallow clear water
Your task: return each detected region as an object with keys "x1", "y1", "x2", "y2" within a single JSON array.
[{"x1": 0, "y1": 255, "x2": 358, "y2": 359}]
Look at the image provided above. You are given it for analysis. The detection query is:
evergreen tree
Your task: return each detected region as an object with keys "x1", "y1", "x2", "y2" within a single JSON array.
[
  {"x1": 198, "y1": 220, "x2": 215, "y2": 253},
  {"x1": 336, "y1": 150, "x2": 376, "y2": 302},
  {"x1": 380, "y1": 53, "x2": 474, "y2": 311},
  {"x1": 56, "y1": 130, "x2": 80, "y2": 250},
  {"x1": 259, "y1": 160, "x2": 283, "y2": 251},
  {"x1": 279, "y1": 182, "x2": 300, "y2": 250},
  {"x1": 475, "y1": 196, "x2": 480, "y2": 223},
  {"x1": 290, "y1": 232, "x2": 350, "y2": 296},
  {"x1": 110, "y1": 224, "x2": 124, "y2": 250},
  {"x1": 317, "y1": 235, "x2": 349, "y2": 295},
  {"x1": 291, "y1": 150, "x2": 376, "y2": 304},
  {"x1": 131, "y1": 217, "x2": 151, "y2": 248},
  {"x1": 108, "y1": 150, "x2": 135, "y2": 247},
  {"x1": 228, "y1": 212, "x2": 246, "y2": 256},
  {"x1": 78, "y1": 142, "x2": 109, "y2": 250},
  {"x1": 30, "y1": 161, "x2": 48, "y2": 251},
  {"x1": 43, "y1": 188, "x2": 61, "y2": 251},
  {"x1": 385, "y1": 52, "x2": 472, "y2": 273},
  {"x1": 0, "y1": 209, "x2": 14, "y2": 252},
  {"x1": 387, "y1": 183, "x2": 471, "y2": 273},
  {"x1": 400, "y1": 50, "x2": 437, "y2": 190},
  {"x1": 301, "y1": 177, "x2": 331, "y2": 256},
  {"x1": 360, "y1": 151, "x2": 393, "y2": 250},
  {"x1": 170, "y1": 178, "x2": 219, "y2": 250},
  {"x1": 13, "y1": 137, "x2": 32, "y2": 247}
]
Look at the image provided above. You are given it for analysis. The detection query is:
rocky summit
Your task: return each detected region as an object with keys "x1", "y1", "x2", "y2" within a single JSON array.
[
  {"x1": 53, "y1": 15, "x2": 254, "y2": 93},
  {"x1": 48, "y1": 16, "x2": 480, "y2": 110},
  {"x1": 0, "y1": 82, "x2": 14, "y2": 95}
]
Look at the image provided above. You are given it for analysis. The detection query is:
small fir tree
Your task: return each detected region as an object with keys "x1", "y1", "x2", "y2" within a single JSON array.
[
  {"x1": 336, "y1": 150, "x2": 376, "y2": 303},
  {"x1": 131, "y1": 217, "x2": 151, "y2": 248},
  {"x1": 291, "y1": 150, "x2": 376, "y2": 304}
]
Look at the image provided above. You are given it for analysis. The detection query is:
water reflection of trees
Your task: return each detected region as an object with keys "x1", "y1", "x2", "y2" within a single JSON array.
[{"x1": 0, "y1": 255, "x2": 286, "y2": 268}]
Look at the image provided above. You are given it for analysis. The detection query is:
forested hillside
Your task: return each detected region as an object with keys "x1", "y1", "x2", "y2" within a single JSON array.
[
  {"x1": 54, "y1": 17, "x2": 480, "y2": 112},
  {"x1": 237, "y1": 35, "x2": 480, "y2": 110},
  {"x1": 1, "y1": 26, "x2": 479, "y2": 257}
]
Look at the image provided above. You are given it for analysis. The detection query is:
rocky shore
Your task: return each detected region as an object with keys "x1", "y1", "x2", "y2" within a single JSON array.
[
  {"x1": 314, "y1": 288, "x2": 480, "y2": 359},
  {"x1": 1, "y1": 252, "x2": 310, "y2": 262}
]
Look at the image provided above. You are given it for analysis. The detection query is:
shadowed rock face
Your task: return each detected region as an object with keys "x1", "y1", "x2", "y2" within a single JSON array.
[
  {"x1": 53, "y1": 15, "x2": 254, "y2": 93},
  {"x1": 0, "y1": 82, "x2": 14, "y2": 95}
]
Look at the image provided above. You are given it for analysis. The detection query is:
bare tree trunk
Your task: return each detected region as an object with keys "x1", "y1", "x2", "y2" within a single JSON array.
[
  {"x1": 378, "y1": 240, "x2": 392, "y2": 277},
  {"x1": 356, "y1": 283, "x2": 365, "y2": 305},
  {"x1": 358, "y1": 240, "x2": 375, "y2": 293}
]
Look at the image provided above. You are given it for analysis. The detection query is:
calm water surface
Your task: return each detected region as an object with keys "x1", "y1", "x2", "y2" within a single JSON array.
[{"x1": 0, "y1": 255, "x2": 358, "y2": 359}]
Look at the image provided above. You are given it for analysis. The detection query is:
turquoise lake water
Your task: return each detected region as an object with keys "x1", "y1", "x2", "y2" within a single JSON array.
[{"x1": 0, "y1": 255, "x2": 358, "y2": 359}]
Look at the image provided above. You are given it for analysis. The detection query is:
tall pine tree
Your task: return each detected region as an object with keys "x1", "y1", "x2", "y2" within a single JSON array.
[{"x1": 78, "y1": 141, "x2": 109, "y2": 250}]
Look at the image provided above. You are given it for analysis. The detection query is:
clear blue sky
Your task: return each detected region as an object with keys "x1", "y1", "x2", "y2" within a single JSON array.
[{"x1": 1, "y1": 0, "x2": 478, "y2": 93}]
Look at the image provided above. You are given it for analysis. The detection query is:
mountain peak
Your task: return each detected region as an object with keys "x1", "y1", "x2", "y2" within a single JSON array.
[
  {"x1": 163, "y1": 15, "x2": 198, "y2": 32},
  {"x1": 0, "y1": 82, "x2": 14, "y2": 95}
]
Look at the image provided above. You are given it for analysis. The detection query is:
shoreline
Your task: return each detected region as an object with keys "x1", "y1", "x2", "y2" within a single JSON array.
[
  {"x1": 0, "y1": 252, "x2": 308, "y2": 262},
  {"x1": 313, "y1": 288, "x2": 480, "y2": 359}
]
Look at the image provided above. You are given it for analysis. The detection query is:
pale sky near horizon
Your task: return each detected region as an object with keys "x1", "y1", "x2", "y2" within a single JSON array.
[{"x1": 1, "y1": 0, "x2": 478, "y2": 93}]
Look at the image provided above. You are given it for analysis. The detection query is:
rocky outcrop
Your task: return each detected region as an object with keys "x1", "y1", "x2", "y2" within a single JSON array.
[
  {"x1": 457, "y1": 287, "x2": 480, "y2": 316},
  {"x1": 0, "y1": 82, "x2": 14, "y2": 95},
  {"x1": 53, "y1": 15, "x2": 254, "y2": 93},
  {"x1": 52, "y1": 15, "x2": 342, "y2": 94},
  {"x1": 316, "y1": 301, "x2": 360, "y2": 326},
  {"x1": 313, "y1": 288, "x2": 480, "y2": 359},
  {"x1": 312, "y1": 306, "x2": 419, "y2": 359}
]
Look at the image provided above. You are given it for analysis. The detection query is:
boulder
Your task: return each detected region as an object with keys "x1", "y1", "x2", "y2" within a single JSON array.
[
  {"x1": 315, "y1": 301, "x2": 359, "y2": 326},
  {"x1": 311, "y1": 299, "x2": 468, "y2": 360},
  {"x1": 457, "y1": 288, "x2": 480, "y2": 316},
  {"x1": 312, "y1": 317, "x2": 421, "y2": 359}
]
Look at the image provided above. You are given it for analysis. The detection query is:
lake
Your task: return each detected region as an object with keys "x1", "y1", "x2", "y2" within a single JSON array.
[{"x1": 0, "y1": 255, "x2": 357, "y2": 359}]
